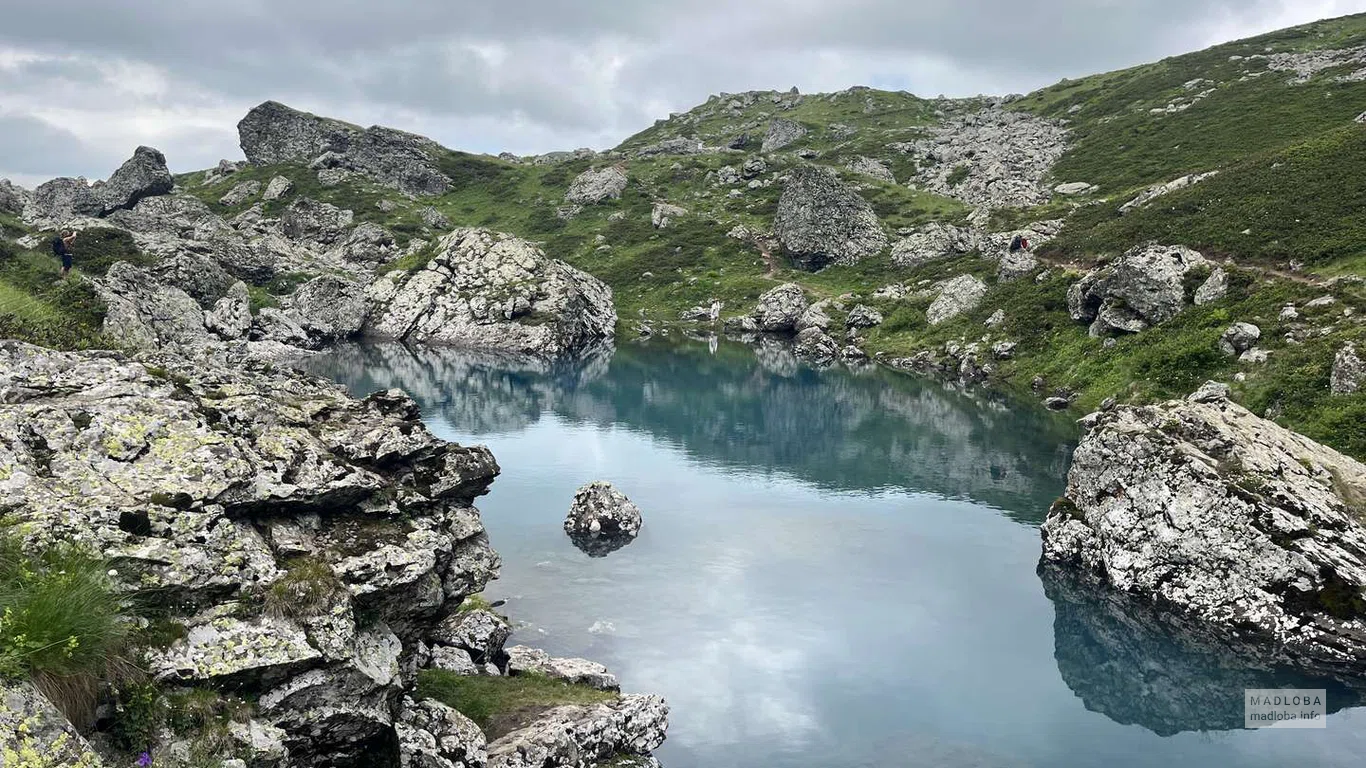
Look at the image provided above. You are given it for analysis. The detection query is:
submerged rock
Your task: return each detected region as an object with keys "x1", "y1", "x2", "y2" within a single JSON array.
[
  {"x1": 365, "y1": 228, "x2": 616, "y2": 357},
  {"x1": 1041, "y1": 382, "x2": 1366, "y2": 672},
  {"x1": 565, "y1": 481, "x2": 643, "y2": 557}
]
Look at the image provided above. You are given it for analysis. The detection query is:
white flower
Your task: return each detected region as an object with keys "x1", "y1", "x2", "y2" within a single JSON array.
[{"x1": 108, "y1": 569, "x2": 119, "y2": 577}]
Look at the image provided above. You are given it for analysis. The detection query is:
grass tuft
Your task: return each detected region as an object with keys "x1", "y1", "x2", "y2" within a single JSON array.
[{"x1": 415, "y1": 669, "x2": 617, "y2": 740}]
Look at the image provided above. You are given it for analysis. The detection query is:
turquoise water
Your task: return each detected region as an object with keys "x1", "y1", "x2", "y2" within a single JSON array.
[{"x1": 305, "y1": 338, "x2": 1366, "y2": 768}]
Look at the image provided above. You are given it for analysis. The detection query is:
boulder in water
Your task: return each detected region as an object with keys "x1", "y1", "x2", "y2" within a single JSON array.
[{"x1": 564, "y1": 481, "x2": 642, "y2": 557}]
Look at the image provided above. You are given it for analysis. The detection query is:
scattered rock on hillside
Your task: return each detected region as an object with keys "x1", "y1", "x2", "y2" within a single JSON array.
[
  {"x1": 263, "y1": 175, "x2": 294, "y2": 201},
  {"x1": 1120, "y1": 171, "x2": 1219, "y2": 214},
  {"x1": 97, "y1": 145, "x2": 175, "y2": 215},
  {"x1": 761, "y1": 118, "x2": 808, "y2": 153},
  {"x1": 1067, "y1": 244, "x2": 1209, "y2": 336},
  {"x1": 281, "y1": 197, "x2": 355, "y2": 245},
  {"x1": 1333, "y1": 343, "x2": 1364, "y2": 395},
  {"x1": 334, "y1": 221, "x2": 399, "y2": 263},
  {"x1": 775, "y1": 165, "x2": 887, "y2": 270},
  {"x1": 221, "y1": 179, "x2": 263, "y2": 207},
  {"x1": 891, "y1": 223, "x2": 978, "y2": 268},
  {"x1": 365, "y1": 228, "x2": 616, "y2": 357},
  {"x1": 1218, "y1": 322, "x2": 1261, "y2": 357},
  {"x1": 846, "y1": 156, "x2": 895, "y2": 183},
  {"x1": 927, "y1": 275, "x2": 988, "y2": 326},
  {"x1": 420, "y1": 206, "x2": 452, "y2": 230},
  {"x1": 564, "y1": 481, "x2": 643, "y2": 557},
  {"x1": 565, "y1": 166, "x2": 629, "y2": 205},
  {"x1": 651, "y1": 202, "x2": 687, "y2": 229},
  {"x1": 485, "y1": 695, "x2": 669, "y2": 768},
  {"x1": 1194, "y1": 266, "x2": 1229, "y2": 305},
  {"x1": 1054, "y1": 182, "x2": 1097, "y2": 195},
  {"x1": 903, "y1": 108, "x2": 1068, "y2": 208},
  {"x1": 796, "y1": 300, "x2": 832, "y2": 333},
  {"x1": 1041, "y1": 382, "x2": 1366, "y2": 672},
  {"x1": 846, "y1": 305, "x2": 884, "y2": 328},
  {"x1": 238, "y1": 100, "x2": 452, "y2": 197},
  {"x1": 998, "y1": 249, "x2": 1039, "y2": 282},
  {"x1": 636, "y1": 137, "x2": 704, "y2": 158},
  {"x1": 505, "y1": 646, "x2": 620, "y2": 691}
]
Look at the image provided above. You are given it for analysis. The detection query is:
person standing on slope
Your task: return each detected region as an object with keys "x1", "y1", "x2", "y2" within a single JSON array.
[{"x1": 52, "y1": 229, "x2": 77, "y2": 279}]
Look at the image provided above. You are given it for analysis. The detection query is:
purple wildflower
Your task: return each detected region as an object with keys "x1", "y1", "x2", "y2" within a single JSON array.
[{"x1": 136, "y1": 752, "x2": 153, "y2": 767}]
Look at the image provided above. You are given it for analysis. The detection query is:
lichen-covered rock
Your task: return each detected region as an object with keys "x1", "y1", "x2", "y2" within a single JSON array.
[
  {"x1": 96, "y1": 145, "x2": 175, "y2": 215},
  {"x1": 761, "y1": 118, "x2": 808, "y2": 153},
  {"x1": 259, "y1": 664, "x2": 399, "y2": 765},
  {"x1": 0, "y1": 178, "x2": 29, "y2": 215},
  {"x1": 796, "y1": 301, "x2": 832, "y2": 333},
  {"x1": 1, "y1": 680, "x2": 105, "y2": 767},
  {"x1": 396, "y1": 697, "x2": 488, "y2": 768},
  {"x1": 845, "y1": 305, "x2": 884, "y2": 328},
  {"x1": 287, "y1": 275, "x2": 369, "y2": 342},
  {"x1": 1041, "y1": 383, "x2": 1366, "y2": 672},
  {"x1": 365, "y1": 228, "x2": 616, "y2": 357},
  {"x1": 890, "y1": 223, "x2": 978, "y2": 268},
  {"x1": 431, "y1": 609, "x2": 511, "y2": 665},
  {"x1": 997, "y1": 249, "x2": 1039, "y2": 282},
  {"x1": 905, "y1": 107, "x2": 1069, "y2": 208},
  {"x1": 281, "y1": 197, "x2": 355, "y2": 246},
  {"x1": 421, "y1": 206, "x2": 452, "y2": 230},
  {"x1": 1067, "y1": 244, "x2": 1208, "y2": 335},
  {"x1": 565, "y1": 482, "x2": 643, "y2": 555},
  {"x1": 221, "y1": 180, "x2": 264, "y2": 207},
  {"x1": 1218, "y1": 322, "x2": 1261, "y2": 357},
  {"x1": 1194, "y1": 266, "x2": 1229, "y2": 305},
  {"x1": 263, "y1": 175, "x2": 295, "y2": 202},
  {"x1": 429, "y1": 645, "x2": 481, "y2": 675},
  {"x1": 775, "y1": 166, "x2": 887, "y2": 270},
  {"x1": 153, "y1": 250, "x2": 237, "y2": 308},
  {"x1": 334, "y1": 221, "x2": 400, "y2": 264},
  {"x1": 239, "y1": 101, "x2": 452, "y2": 197},
  {"x1": 505, "y1": 646, "x2": 619, "y2": 691},
  {"x1": 846, "y1": 156, "x2": 895, "y2": 183},
  {"x1": 927, "y1": 275, "x2": 988, "y2": 326},
  {"x1": 103, "y1": 194, "x2": 281, "y2": 283},
  {"x1": 1332, "y1": 343, "x2": 1364, "y2": 395},
  {"x1": 565, "y1": 167, "x2": 628, "y2": 205},
  {"x1": 23, "y1": 177, "x2": 103, "y2": 226},
  {"x1": 650, "y1": 202, "x2": 687, "y2": 229},
  {"x1": 97, "y1": 261, "x2": 212, "y2": 352},
  {"x1": 150, "y1": 615, "x2": 323, "y2": 688},
  {"x1": 485, "y1": 695, "x2": 669, "y2": 768},
  {"x1": 206, "y1": 282, "x2": 254, "y2": 341},
  {"x1": 750, "y1": 283, "x2": 809, "y2": 333}
]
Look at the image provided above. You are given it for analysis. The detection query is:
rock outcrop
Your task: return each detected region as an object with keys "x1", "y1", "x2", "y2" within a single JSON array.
[
  {"x1": 238, "y1": 101, "x2": 452, "y2": 197},
  {"x1": 564, "y1": 481, "x2": 643, "y2": 557},
  {"x1": 365, "y1": 228, "x2": 616, "y2": 357},
  {"x1": 0, "y1": 340, "x2": 509, "y2": 763},
  {"x1": 902, "y1": 107, "x2": 1069, "y2": 208},
  {"x1": 1041, "y1": 382, "x2": 1366, "y2": 673},
  {"x1": 505, "y1": 646, "x2": 620, "y2": 691},
  {"x1": 97, "y1": 262, "x2": 215, "y2": 352},
  {"x1": 1, "y1": 680, "x2": 106, "y2": 767},
  {"x1": 24, "y1": 176, "x2": 103, "y2": 226},
  {"x1": 485, "y1": 695, "x2": 669, "y2": 768},
  {"x1": 775, "y1": 166, "x2": 887, "y2": 270},
  {"x1": 1120, "y1": 172, "x2": 1219, "y2": 214},
  {"x1": 1067, "y1": 244, "x2": 1212, "y2": 336},
  {"x1": 890, "y1": 223, "x2": 978, "y2": 268},
  {"x1": 0, "y1": 178, "x2": 28, "y2": 214},
  {"x1": 565, "y1": 167, "x2": 629, "y2": 205}
]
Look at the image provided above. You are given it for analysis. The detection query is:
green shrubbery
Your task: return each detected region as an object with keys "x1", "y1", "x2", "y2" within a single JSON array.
[{"x1": 0, "y1": 532, "x2": 133, "y2": 722}]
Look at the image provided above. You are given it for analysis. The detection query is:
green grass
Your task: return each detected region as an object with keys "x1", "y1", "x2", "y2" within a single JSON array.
[
  {"x1": 263, "y1": 557, "x2": 346, "y2": 620},
  {"x1": 416, "y1": 669, "x2": 617, "y2": 740},
  {"x1": 0, "y1": 532, "x2": 133, "y2": 723}
]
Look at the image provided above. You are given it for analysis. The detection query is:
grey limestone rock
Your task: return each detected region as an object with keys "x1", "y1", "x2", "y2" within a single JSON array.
[{"x1": 775, "y1": 165, "x2": 887, "y2": 270}]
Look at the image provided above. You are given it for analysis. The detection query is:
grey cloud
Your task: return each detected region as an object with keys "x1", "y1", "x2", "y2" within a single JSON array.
[
  {"x1": 0, "y1": 0, "x2": 1362, "y2": 180},
  {"x1": 0, "y1": 114, "x2": 112, "y2": 177}
]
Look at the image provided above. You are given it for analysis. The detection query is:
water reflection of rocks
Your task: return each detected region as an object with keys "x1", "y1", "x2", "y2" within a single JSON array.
[
  {"x1": 302, "y1": 337, "x2": 1076, "y2": 522},
  {"x1": 1041, "y1": 562, "x2": 1366, "y2": 736}
]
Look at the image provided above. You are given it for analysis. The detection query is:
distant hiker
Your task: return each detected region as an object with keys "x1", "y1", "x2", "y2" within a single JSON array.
[
  {"x1": 1021, "y1": 236, "x2": 1031, "y2": 251},
  {"x1": 52, "y1": 230, "x2": 77, "y2": 278},
  {"x1": 1009, "y1": 234, "x2": 1023, "y2": 252}
]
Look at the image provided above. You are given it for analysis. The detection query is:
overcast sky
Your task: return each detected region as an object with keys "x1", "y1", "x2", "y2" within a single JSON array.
[{"x1": 2, "y1": 0, "x2": 1364, "y2": 186}]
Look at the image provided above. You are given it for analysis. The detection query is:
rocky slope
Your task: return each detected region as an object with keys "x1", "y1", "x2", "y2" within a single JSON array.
[
  {"x1": 0, "y1": 341, "x2": 667, "y2": 767},
  {"x1": 1042, "y1": 381, "x2": 1366, "y2": 671}
]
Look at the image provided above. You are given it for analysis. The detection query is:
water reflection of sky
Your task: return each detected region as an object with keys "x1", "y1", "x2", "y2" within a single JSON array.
[{"x1": 305, "y1": 341, "x2": 1366, "y2": 768}]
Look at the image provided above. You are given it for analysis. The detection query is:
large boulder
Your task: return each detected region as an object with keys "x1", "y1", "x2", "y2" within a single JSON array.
[
  {"x1": 365, "y1": 228, "x2": 616, "y2": 357},
  {"x1": 927, "y1": 275, "x2": 988, "y2": 326},
  {"x1": 281, "y1": 197, "x2": 355, "y2": 246},
  {"x1": 287, "y1": 275, "x2": 370, "y2": 342},
  {"x1": 775, "y1": 166, "x2": 887, "y2": 270},
  {"x1": 239, "y1": 101, "x2": 452, "y2": 197},
  {"x1": 1218, "y1": 322, "x2": 1261, "y2": 357},
  {"x1": 750, "y1": 283, "x2": 809, "y2": 333},
  {"x1": 485, "y1": 695, "x2": 669, "y2": 768},
  {"x1": 1067, "y1": 244, "x2": 1210, "y2": 336},
  {"x1": 1333, "y1": 344, "x2": 1364, "y2": 395},
  {"x1": 104, "y1": 194, "x2": 280, "y2": 282},
  {"x1": 206, "y1": 281, "x2": 254, "y2": 340},
  {"x1": 395, "y1": 697, "x2": 488, "y2": 768},
  {"x1": 153, "y1": 250, "x2": 236, "y2": 308},
  {"x1": 96, "y1": 145, "x2": 174, "y2": 215},
  {"x1": 761, "y1": 118, "x2": 808, "y2": 153},
  {"x1": 1041, "y1": 382, "x2": 1366, "y2": 673},
  {"x1": 564, "y1": 481, "x2": 642, "y2": 557},
  {"x1": 565, "y1": 167, "x2": 628, "y2": 205},
  {"x1": 793, "y1": 327, "x2": 839, "y2": 366},
  {"x1": 430, "y1": 609, "x2": 511, "y2": 665}
]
